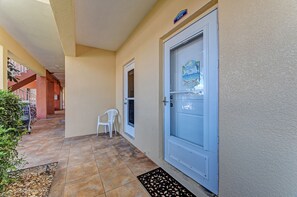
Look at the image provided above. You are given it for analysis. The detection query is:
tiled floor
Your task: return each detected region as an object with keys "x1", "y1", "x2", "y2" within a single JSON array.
[{"x1": 17, "y1": 111, "x2": 158, "y2": 197}]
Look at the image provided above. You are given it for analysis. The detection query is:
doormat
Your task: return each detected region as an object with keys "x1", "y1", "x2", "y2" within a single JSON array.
[{"x1": 137, "y1": 167, "x2": 196, "y2": 197}]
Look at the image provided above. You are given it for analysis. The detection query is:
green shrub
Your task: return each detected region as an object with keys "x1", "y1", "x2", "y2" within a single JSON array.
[
  {"x1": 0, "y1": 127, "x2": 24, "y2": 191},
  {"x1": 0, "y1": 90, "x2": 25, "y2": 191},
  {"x1": 0, "y1": 90, "x2": 23, "y2": 136}
]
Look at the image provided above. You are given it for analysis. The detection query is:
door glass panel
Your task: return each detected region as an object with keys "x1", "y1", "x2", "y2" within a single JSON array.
[
  {"x1": 127, "y1": 69, "x2": 134, "y2": 127},
  {"x1": 128, "y1": 100, "x2": 134, "y2": 126},
  {"x1": 170, "y1": 34, "x2": 204, "y2": 147},
  {"x1": 128, "y1": 69, "x2": 134, "y2": 97},
  {"x1": 124, "y1": 63, "x2": 135, "y2": 137}
]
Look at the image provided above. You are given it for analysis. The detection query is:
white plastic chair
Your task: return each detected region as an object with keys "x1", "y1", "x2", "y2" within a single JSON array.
[{"x1": 96, "y1": 109, "x2": 119, "y2": 138}]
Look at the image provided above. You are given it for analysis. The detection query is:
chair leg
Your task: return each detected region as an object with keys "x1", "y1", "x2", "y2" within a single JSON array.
[
  {"x1": 114, "y1": 123, "x2": 117, "y2": 135},
  {"x1": 96, "y1": 124, "x2": 99, "y2": 136},
  {"x1": 109, "y1": 124, "x2": 113, "y2": 138},
  {"x1": 28, "y1": 121, "x2": 31, "y2": 132}
]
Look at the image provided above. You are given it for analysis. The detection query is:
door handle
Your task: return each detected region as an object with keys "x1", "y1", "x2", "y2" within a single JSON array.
[{"x1": 162, "y1": 97, "x2": 169, "y2": 106}]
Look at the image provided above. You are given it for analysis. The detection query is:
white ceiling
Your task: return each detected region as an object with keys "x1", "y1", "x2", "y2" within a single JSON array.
[
  {"x1": 0, "y1": 0, "x2": 157, "y2": 87},
  {"x1": 75, "y1": 0, "x2": 157, "y2": 51},
  {"x1": 0, "y1": 0, "x2": 65, "y2": 85}
]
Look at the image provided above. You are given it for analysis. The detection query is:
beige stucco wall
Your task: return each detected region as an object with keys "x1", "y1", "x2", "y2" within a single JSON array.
[
  {"x1": 64, "y1": 0, "x2": 297, "y2": 196},
  {"x1": 0, "y1": 45, "x2": 8, "y2": 90},
  {"x1": 65, "y1": 45, "x2": 115, "y2": 138},
  {"x1": 219, "y1": 0, "x2": 297, "y2": 196},
  {"x1": 116, "y1": 0, "x2": 216, "y2": 196}
]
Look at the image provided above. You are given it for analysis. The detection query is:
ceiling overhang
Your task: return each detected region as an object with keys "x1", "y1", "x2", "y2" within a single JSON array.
[
  {"x1": 50, "y1": 0, "x2": 76, "y2": 57},
  {"x1": 0, "y1": 0, "x2": 65, "y2": 85},
  {"x1": 0, "y1": 0, "x2": 158, "y2": 88},
  {"x1": 74, "y1": 0, "x2": 157, "y2": 51},
  {"x1": 0, "y1": 27, "x2": 46, "y2": 77}
]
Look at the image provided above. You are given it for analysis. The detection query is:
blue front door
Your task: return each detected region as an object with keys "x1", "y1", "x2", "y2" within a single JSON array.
[{"x1": 164, "y1": 10, "x2": 218, "y2": 194}]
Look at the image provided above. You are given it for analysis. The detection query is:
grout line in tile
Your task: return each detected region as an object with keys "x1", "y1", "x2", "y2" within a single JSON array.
[
  {"x1": 97, "y1": 165, "x2": 106, "y2": 195},
  {"x1": 103, "y1": 178, "x2": 137, "y2": 193}
]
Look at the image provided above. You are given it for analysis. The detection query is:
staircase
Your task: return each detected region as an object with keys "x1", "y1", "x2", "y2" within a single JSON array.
[
  {"x1": 8, "y1": 60, "x2": 36, "y2": 91},
  {"x1": 8, "y1": 59, "x2": 37, "y2": 120}
]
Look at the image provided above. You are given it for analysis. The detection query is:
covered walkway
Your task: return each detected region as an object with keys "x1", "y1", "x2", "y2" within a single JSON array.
[{"x1": 18, "y1": 111, "x2": 157, "y2": 197}]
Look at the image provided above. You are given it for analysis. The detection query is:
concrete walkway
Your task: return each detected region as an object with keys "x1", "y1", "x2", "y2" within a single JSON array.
[{"x1": 18, "y1": 111, "x2": 157, "y2": 197}]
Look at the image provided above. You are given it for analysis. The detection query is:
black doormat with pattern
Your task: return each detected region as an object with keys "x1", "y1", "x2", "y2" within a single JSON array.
[{"x1": 137, "y1": 167, "x2": 196, "y2": 197}]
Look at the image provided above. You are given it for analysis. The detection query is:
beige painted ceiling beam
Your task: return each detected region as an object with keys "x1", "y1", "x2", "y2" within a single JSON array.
[
  {"x1": 0, "y1": 27, "x2": 46, "y2": 76},
  {"x1": 50, "y1": 0, "x2": 76, "y2": 56}
]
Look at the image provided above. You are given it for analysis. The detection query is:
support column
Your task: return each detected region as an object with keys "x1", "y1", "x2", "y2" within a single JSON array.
[
  {"x1": 36, "y1": 76, "x2": 47, "y2": 119},
  {"x1": 54, "y1": 81, "x2": 61, "y2": 110},
  {"x1": 0, "y1": 45, "x2": 8, "y2": 90},
  {"x1": 47, "y1": 81, "x2": 55, "y2": 115}
]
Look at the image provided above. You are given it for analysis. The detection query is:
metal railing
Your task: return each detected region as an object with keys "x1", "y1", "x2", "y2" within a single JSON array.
[
  {"x1": 13, "y1": 88, "x2": 36, "y2": 105},
  {"x1": 13, "y1": 88, "x2": 37, "y2": 120}
]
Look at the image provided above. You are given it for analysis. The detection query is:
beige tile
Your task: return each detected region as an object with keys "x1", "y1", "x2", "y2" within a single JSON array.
[
  {"x1": 70, "y1": 144, "x2": 93, "y2": 155},
  {"x1": 70, "y1": 140, "x2": 93, "y2": 149},
  {"x1": 106, "y1": 181, "x2": 149, "y2": 197},
  {"x1": 93, "y1": 146, "x2": 118, "y2": 155},
  {"x1": 49, "y1": 183, "x2": 65, "y2": 197},
  {"x1": 62, "y1": 143, "x2": 71, "y2": 150},
  {"x1": 52, "y1": 168, "x2": 67, "y2": 187},
  {"x1": 100, "y1": 166, "x2": 136, "y2": 192},
  {"x1": 121, "y1": 157, "x2": 150, "y2": 165},
  {"x1": 127, "y1": 160, "x2": 158, "y2": 176},
  {"x1": 57, "y1": 158, "x2": 69, "y2": 169},
  {"x1": 68, "y1": 153, "x2": 95, "y2": 167},
  {"x1": 81, "y1": 144, "x2": 93, "y2": 152},
  {"x1": 59, "y1": 149, "x2": 70, "y2": 159},
  {"x1": 17, "y1": 111, "x2": 160, "y2": 197},
  {"x1": 64, "y1": 174, "x2": 104, "y2": 197},
  {"x1": 94, "y1": 150, "x2": 119, "y2": 160},
  {"x1": 66, "y1": 161, "x2": 98, "y2": 183},
  {"x1": 96, "y1": 156, "x2": 126, "y2": 172}
]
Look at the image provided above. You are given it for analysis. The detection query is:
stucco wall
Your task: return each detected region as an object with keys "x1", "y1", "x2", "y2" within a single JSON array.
[
  {"x1": 63, "y1": 0, "x2": 297, "y2": 196},
  {"x1": 116, "y1": 0, "x2": 215, "y2": 196},
  {"x1": 65, "y1": 45, "x2": 115, "y2": 138},
  {"x1": 0, "y1": 45, "x2": 7, "y2": 89},
  {"x1": 219, "y1": 0, "x2": 297, "y2": 196}
]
